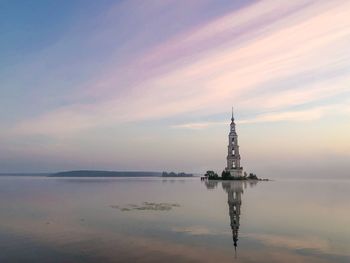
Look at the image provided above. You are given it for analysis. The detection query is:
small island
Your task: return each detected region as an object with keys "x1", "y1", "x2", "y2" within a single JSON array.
[{"x1": 203, "y1": 170, "x2": 268, "y2": 181}]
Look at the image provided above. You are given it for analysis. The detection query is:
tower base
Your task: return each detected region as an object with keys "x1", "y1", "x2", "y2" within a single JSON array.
[{"x1": 225, "y1": 168, "x2": 243, "y2": 178}]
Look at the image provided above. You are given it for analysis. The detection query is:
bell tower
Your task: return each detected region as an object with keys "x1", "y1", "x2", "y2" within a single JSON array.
[{"x1": 225, "y1": 108, "x2": 243, "y2": 177}]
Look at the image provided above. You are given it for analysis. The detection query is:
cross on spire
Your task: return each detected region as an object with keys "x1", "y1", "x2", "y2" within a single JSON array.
[{"x1": 231, "y1": 107, "x2": 234, "y2": 121}]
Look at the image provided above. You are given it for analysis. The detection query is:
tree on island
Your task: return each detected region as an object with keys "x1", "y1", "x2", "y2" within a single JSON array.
[
  {"x1": 248, "y1": 173, "x2": 258, "y2": 180},
  {"x1": 205, "y1": 170, "x2": 219, "y2": 179},
  {"x1": 208, "y1": 170, "x2": 243, "y2": 180},
  {"x1": 205, "y1": 170, "x2": 264, "y2": 181},
  {"x1": 221, "y1": 170, "x2": 231, "y2": 180}
]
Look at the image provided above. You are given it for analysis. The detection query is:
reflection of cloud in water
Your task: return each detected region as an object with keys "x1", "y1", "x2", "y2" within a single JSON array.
[
  {"x1": 244, "y1": 233, "x2": 350, "y2": 259},
  {"x1": 172, "y1": 226, "x2": 222, "y2": 236},
  {"x1": 110, "y1": 202, "x2": 180, "y2": 211},
  {"x1": 245, "y1": 233, "x2": 329, "y2": 251},
  {"x1": 0, "y1": 218, "x2": 236, "y2": 263}
]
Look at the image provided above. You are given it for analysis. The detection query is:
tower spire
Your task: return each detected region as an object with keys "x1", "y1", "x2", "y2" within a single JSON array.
[{"x1": 231, "y1": 107, "x2": 234, "y2": 121}]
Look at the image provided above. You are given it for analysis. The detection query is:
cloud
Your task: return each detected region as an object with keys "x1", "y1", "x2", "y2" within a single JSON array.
[
  {"x1": 240, "y1": 107, "x2": 325, "y2": 124},
  {"x1": 171, "y1": 103, "x2": 350, "y2": 129},
  {"x1": 9, "y1": 0, "x2": 350, "y2": 138},
  {"x1": 241, "y1": 104, "x2": 350, "y2": 124},
  {"x1": 171, "y1": 121, "x2": 226, "y2": 130}
]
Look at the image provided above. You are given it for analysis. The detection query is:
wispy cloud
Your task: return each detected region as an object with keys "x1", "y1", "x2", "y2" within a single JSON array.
[
  {"x1": 9, "y1": 0, "x2": 350, "y2": 138},
  {"x1": 2, "y1": 0, "x2": 350, "y2": 172},
  {"x1": 172, "y1": 103, "x2": 350, "y2": 129},
  {"x1": 242, "y1": 104, "x2": 350, "y2": 124},
  {"x1": 171, "y1": 121, "x2": 226, "y2": 130}
]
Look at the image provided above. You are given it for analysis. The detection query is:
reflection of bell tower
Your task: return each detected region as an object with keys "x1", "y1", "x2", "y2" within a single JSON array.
[{"x1": 222, "y1": 182, "x2": 243, "y2": 250}]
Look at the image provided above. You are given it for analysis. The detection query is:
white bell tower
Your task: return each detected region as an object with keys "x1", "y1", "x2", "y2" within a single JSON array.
[{"x1": 225, "y1": 108, "x2": 243, "y2": 178}]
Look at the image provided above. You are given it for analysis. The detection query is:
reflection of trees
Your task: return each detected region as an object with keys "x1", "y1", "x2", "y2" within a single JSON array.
[
  {"x1": 245, "y1": 180, "x2": 258, "y2": 188},
  {"x1": 203, "y1": 180, "x2": 257, "y2": 191},
  {"x1": 204, "y1": 180, "x2": 218, "y2": 189}
]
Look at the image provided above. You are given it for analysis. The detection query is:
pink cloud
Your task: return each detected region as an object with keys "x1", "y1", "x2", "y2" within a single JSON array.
[{"x1": 10, "y1": 0, "x2": 350, "y2": 137}]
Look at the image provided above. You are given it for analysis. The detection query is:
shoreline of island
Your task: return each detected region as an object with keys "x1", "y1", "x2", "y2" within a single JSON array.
[{"x1": 201, "y1": 170, "x2": 269, "y2": 181}]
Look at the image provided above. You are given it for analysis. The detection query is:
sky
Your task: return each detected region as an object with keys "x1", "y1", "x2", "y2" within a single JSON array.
[{"x1": 1, "y1": 0, "x2": 350, "y2": 178}]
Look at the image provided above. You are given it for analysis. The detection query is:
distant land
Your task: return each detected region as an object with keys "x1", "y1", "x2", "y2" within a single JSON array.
[
  {"x1": 50, "y1": 170, "x2": 163, "y2": 177},
  {"x1": 0, "y1": 173, "x2": 50, "y2": 176},
  {"x1": 0, "y1": 170, "x2": 199, "y2": 178},
  {"x1": 162, "y1": 172, "x2": 193, "y2": 177}
]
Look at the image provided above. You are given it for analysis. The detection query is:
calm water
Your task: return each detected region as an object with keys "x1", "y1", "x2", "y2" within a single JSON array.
[{"x1": 0, "y1": 176, "x2": 349, "y2": 263}]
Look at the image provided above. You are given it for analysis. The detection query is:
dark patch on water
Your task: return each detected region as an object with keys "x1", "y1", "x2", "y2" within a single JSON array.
[{"x1": 110, "y1": 202, "x2": 181, "y2": 212}]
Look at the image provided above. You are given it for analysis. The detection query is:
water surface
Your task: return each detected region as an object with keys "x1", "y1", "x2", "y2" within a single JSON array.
[{"x1": 0, "y1": 176, "x2": 349, "y2": 262}]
